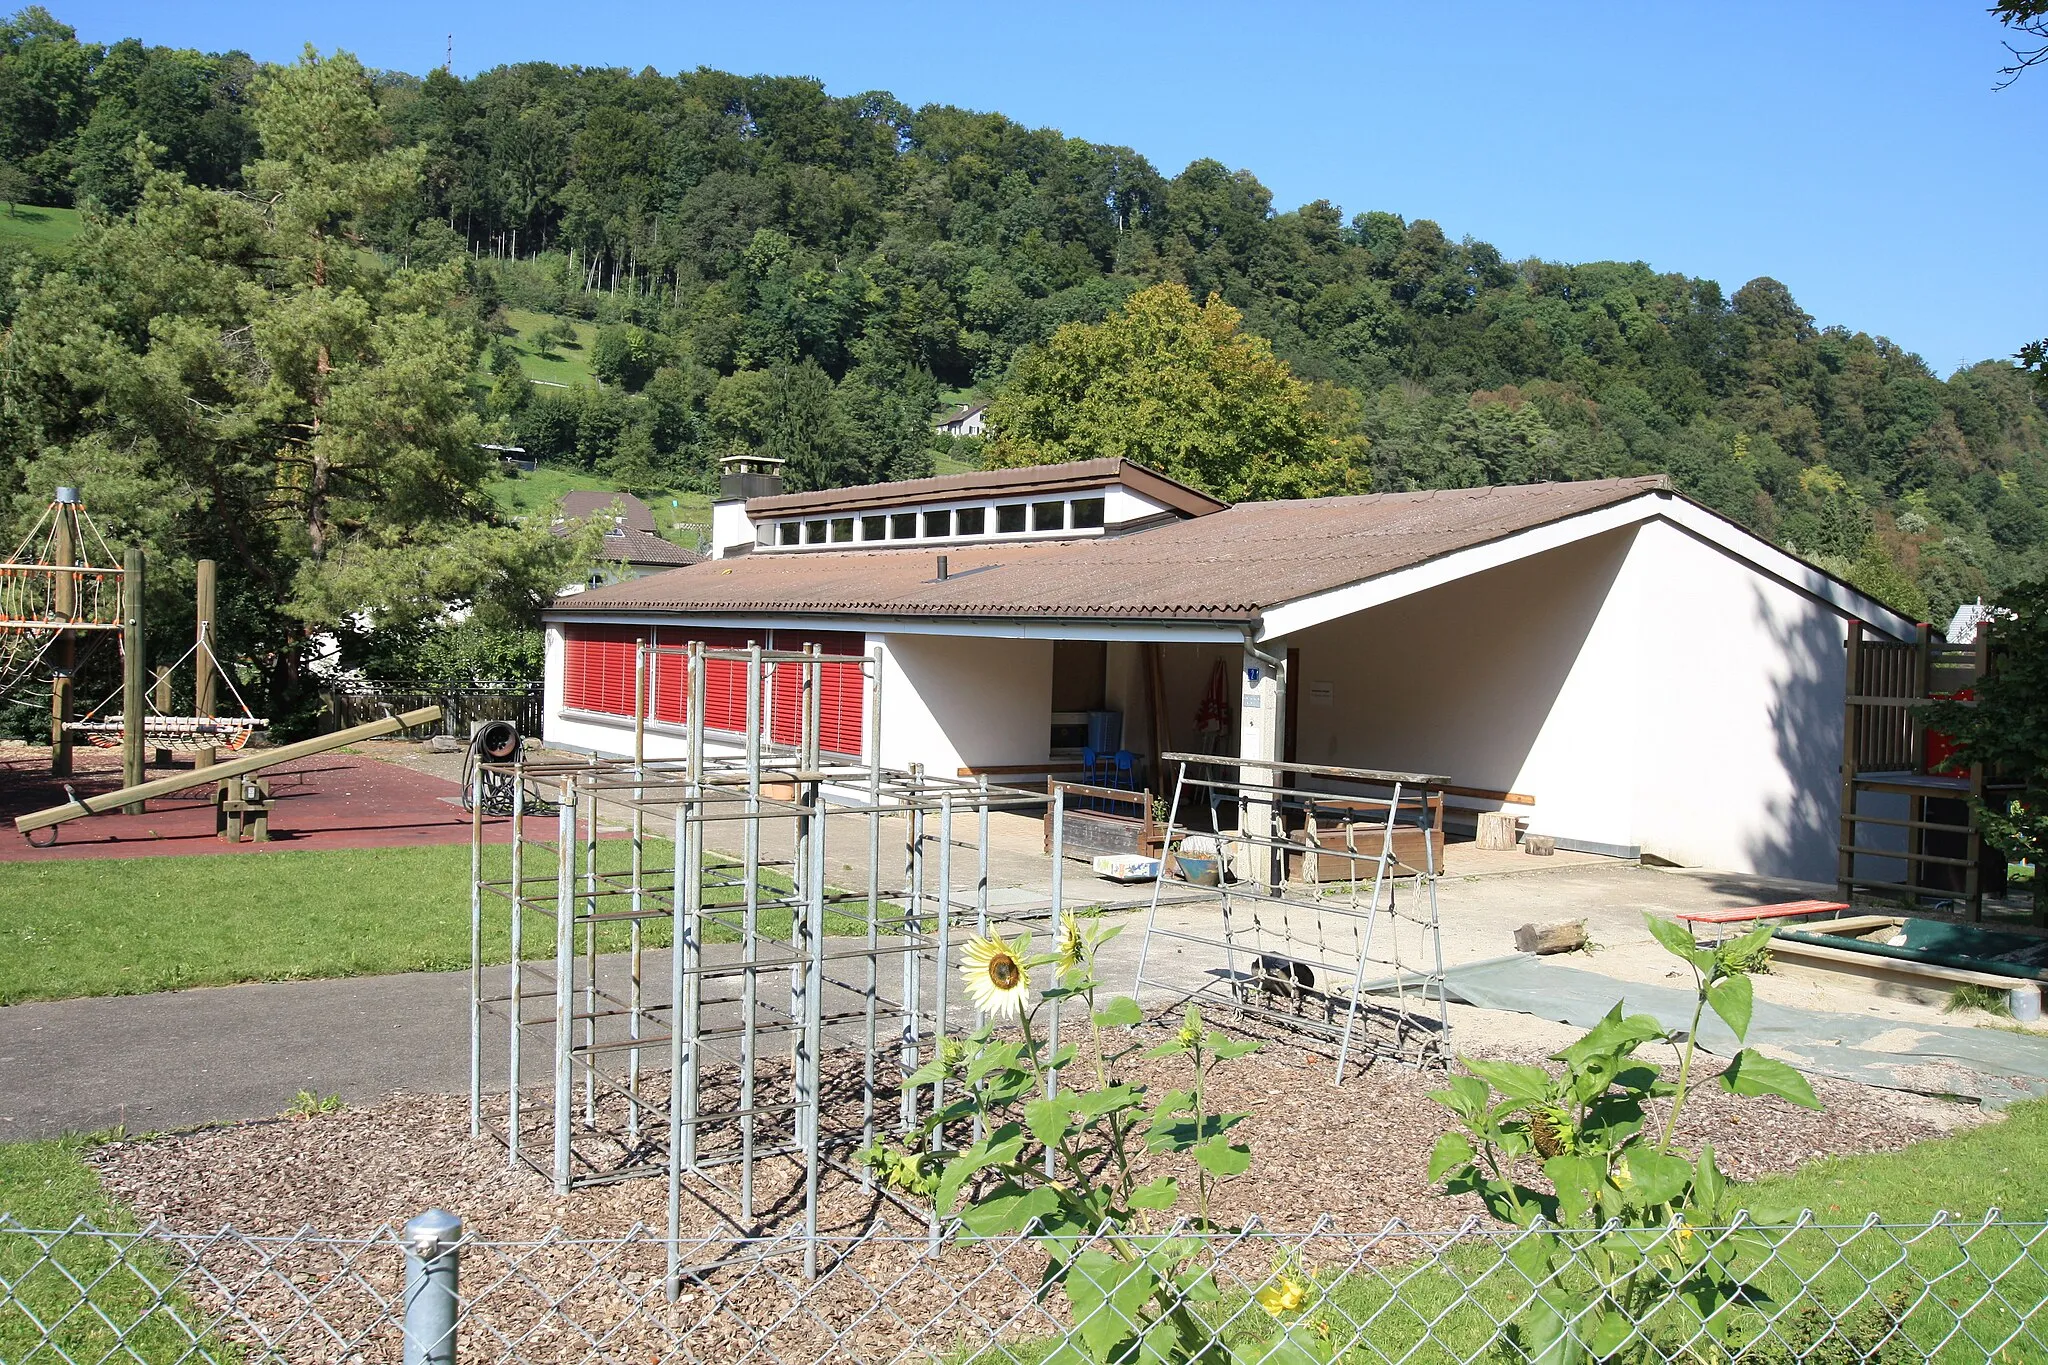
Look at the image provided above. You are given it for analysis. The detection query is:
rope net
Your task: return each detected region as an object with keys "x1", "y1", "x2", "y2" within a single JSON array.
[
  {"x1": 68, "y1": 717, "x2": 262, "y2": 753},
  {"x1": 0, "y1": 499, "x2": 125, "y2": 708}
]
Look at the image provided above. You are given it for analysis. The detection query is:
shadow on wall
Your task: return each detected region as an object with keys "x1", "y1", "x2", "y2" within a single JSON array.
[
  {"x1": 1282, "y1": 528, "x2": 1631, "y2": 805},
  {"x1": 1741, "y1": 580, "x2": 1852, "y2": 885}
]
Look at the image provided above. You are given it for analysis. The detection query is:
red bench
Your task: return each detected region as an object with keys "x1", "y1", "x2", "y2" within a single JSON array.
[{"x1": 1674, "y1": 899, "x2": 1848, "y2": 940}]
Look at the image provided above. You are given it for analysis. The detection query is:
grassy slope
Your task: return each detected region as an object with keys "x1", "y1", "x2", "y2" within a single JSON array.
[
  {"x1": 0, "y1": 840, "x2": 861, "y2": 1005},
  {"x1": 486, "y1": 464, "x2": 712, "y2": 550},
  {"x1": 500, "y1": 305, "x2": 596, "y2": 388},
  {"x1": 0, "y1": 204, "x2": 82, "y2": 251}
]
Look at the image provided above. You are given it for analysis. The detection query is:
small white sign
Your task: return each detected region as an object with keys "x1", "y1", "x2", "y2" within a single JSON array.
[
  {"x1": 1242, "y1": 694, "x2": 1262, "y2": 709},
  {"x1": 1309, "y1": 681, "x2": 1334, "y2": 706}
]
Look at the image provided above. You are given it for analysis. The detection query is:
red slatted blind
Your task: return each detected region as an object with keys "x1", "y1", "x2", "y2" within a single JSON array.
[
  {"x1": 769, "y1": 630, "x2": 867, "y2": 755},
  {"x1": 651, "y1": 628, "x2": 754, "y2": 731},
  {"x1": 561, "y1": 624, "x2": 640, "y2": 716}
]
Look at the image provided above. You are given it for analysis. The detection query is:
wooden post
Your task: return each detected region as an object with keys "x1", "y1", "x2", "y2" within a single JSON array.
[
  {"x1": 1967, "y1": 621, "x2": 1993, "y2": 924},
  {"x1": 120, "y1": 546, "x2": 144, "y2": 811},
  {"x1": 194, "y1": 558, "x2": 217, "y2": 770},
  {"x1": 152, "y1": 666, "x2": 172, "y2": 765},
  {"x1": 48, "y1": 494, "x2": 76, "y2": 778},
  {"x1": 1836, "y1": 623, "x2": 1864, "y2": 905},
  {"x1": 1143, "y1": 643, "x2": 1170, "y2": 798},
  {"x1": 1907, "y1": 622, "x2": 1931, "y2": 899}
]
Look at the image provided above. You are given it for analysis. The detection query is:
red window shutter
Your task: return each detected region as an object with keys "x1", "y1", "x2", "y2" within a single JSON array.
[
  {"x1": 651, "y1": 628, "x2": 688, "y2": 724},
  {"x1": 561, "y1": 624, "x2": 640, "y2": 717},
  {"x1": 768, "y1": 630, "x2": 866, "y2": 756},
  {"x1": 650, "y1": 628, "x2": 755, "y2": 733}
]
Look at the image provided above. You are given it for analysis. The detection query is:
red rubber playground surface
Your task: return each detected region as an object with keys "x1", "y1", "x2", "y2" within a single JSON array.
[{"x1": 0, "y1": 742, "x2": 551, "y2": 861}]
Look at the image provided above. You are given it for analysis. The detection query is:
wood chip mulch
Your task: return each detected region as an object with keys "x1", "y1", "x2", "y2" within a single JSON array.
[{"x1": 86, "y1": 1022, "x2": 1972, "y2": 1363}]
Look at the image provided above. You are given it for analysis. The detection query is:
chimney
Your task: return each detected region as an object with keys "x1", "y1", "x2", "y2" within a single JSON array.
[
  {"x1": 711, "y1": 453, "x2": 786, "y2": 559},
  {"x1": 935, "y1": 554, "x2": 949, "y2": 581}
]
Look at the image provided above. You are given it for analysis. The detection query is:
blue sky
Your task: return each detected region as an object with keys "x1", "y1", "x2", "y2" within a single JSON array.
[{"x1": 49, "y1": 1, "x2": 2047, "y2": 373}]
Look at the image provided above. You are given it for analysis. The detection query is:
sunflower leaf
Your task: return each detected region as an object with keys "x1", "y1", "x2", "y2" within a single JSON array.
[
  {"x1": 1094, "y1": 997, "x2": 1145, "y2": 1029},
  {"x1": 1024, "y1": 1098, "x2": 1073, "y2": 1150}
]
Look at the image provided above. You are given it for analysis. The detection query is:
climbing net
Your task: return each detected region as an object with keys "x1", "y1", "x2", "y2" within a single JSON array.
[
  {"x1": 0, "y1": 498, "x2": 126, "y2": 708},
  {"x1": 66, "y1": 633, "x2": 267, "y2": 751}
]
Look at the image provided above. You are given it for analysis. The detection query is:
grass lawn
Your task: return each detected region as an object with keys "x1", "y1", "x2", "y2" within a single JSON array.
[
  {"x1": 0, "y1": 840, "x2": 868, "y2": 1006},
  {"x1": 500, "y1": 306, "x2": 596, "y2": 388},
  {"x1": 486, "y1": 463, "x2": 712, "y2": 551},
  {"x1": 0, "y1": 204, "x2": 82, "y2": 252},
  {"x1": 0, "y1": 1137, "x2": 216, "y2": 1360}
]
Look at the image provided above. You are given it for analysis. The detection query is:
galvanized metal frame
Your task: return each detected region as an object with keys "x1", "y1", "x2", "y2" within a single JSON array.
[
  {"x1": 469, "y1": 642, "x2": 1059, "y2": 1285},
  {"x1": 1134, "y1": 753, "x2": 1451, "y2": 1077}
]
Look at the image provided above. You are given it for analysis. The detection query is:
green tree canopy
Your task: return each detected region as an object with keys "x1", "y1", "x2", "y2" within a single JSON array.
[
  {"x1": 0, "y1": 44, "x2": 591, "y2": 730},
  {"x1": 983, "y1": 283, "x2": 1356, "y2": 501}
]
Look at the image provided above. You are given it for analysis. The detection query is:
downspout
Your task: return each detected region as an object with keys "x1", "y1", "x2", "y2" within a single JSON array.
[{"x1": 1243, "y1": 626, "x2": 1288, "y2": 891}]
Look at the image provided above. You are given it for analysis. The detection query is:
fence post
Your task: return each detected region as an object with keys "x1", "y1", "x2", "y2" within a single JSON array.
[{"x1": 401, "y1": 1208, "x2": 463, "y2": 1365}]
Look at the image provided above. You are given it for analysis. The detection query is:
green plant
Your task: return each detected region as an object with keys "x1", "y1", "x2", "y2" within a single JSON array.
[
  {"x1": 861, "y1": 916, "x2": 1292, "y2": 1365},
  {"x1": 286, "y1": 1091, "x2": 344, "y2": 1119},
  {"x1": 1944, "y1": 982, "x2": 2014, "y2": 1017},
  {"x1": 1427, "y1": 915, "x2": 1821, "y2": 1361}
]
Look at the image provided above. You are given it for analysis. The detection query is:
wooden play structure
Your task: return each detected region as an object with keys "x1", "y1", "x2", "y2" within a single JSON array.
[
  {"x1": 1837, "y1": 621, "x2": 2023, "y2": 922},
  {"x1": 2, "y1": 490, "x2": 263, "y2": 789}
]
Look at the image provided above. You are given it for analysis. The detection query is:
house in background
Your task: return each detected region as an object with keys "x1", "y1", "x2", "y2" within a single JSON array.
[
  {"x1": 553, "y1": 490, "x2": 702, "y2": 587},
  {"x1": 934, "y1": 401, "x2": 988, "y2": 438},
  {"x1": 543, "y1": 458, "x2": 1915, "y2": 884}
]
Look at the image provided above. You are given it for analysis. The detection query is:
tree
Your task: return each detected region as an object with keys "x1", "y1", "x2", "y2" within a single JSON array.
[
  {"x1": 0, "y1": 158, "x2": 29, "y2": 215},
  {"x1": 0, "y1": 45, "x2": 589, "y2": 729},
  {"x1": 1923, "y1": 576, "x2": 2048, "y2": 869},
  {"x1": 1993, "y1": 0, "x2": 2048, "y2": 86},
  {"x1": 983, "y1": 282, "x2": 1350, "y2": 501}
]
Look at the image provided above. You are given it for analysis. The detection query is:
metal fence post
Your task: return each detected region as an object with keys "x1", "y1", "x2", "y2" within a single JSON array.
[{"x1": 401, "y1": 1208, "x2": 463, "y2": 1365}]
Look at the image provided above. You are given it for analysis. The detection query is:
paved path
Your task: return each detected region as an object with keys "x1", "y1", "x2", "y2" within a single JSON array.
[{"x1": 3, "y1": 861, "x2": 1877, "y2": 1143}]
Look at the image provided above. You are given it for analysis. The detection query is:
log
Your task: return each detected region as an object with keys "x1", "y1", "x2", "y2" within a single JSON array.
[
  {"x1": 1514, "y1": 918, "x2": 1586, "y2": 955},
  {"x1": 1523, "y1": 833, "x2": 1557, "y2": 856},
  {"x1": 1475, "y1": 810, "x2": 1518, "y2": 851}
]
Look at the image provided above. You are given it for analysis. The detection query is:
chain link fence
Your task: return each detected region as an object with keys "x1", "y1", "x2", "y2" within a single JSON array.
[{"x1": 3, "y1": 1210, "x2": 2043, "y2": 1363}]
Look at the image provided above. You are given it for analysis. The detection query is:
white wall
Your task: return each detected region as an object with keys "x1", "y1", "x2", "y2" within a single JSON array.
[
  {"x1": 711, "y1": 500, "x2": 755, "y2": 558},
  {"x1": 1624, "y1": 520, "x2": 1848, "y2": 883},
  {"x1": 873, "y1": 632, "x2": 1053, "y2": 776},
  {"x1": 1274, "y1": 522, "x2": 1856, "y2": 881},
  {"x1": 1281, "y1": 528, "x2": 1642, "y2": 854}
]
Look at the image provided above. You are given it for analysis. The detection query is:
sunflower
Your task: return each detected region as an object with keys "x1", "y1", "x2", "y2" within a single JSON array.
[
  {"x1": 1055, "y1": 912, "x2": 1087, "y2": 978},
  {"x1": 963, "y1": 933, "x2": 1032, "y2": 1018},
  {"x1": 1255, "y1": 1275, "x2": 1307, "y2": 1317}
]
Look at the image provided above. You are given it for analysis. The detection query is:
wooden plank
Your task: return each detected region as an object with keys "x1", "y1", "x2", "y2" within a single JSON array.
[
  {"x1": 1770, "y1": 936, "x2": 2043, "y2": 996},
  {"x1": 1675, "y1": 899, "x2": 1849, "y2": 925},
  {"x1": 1439, "y1": 784, "x2": 1537, "y2": 806}
]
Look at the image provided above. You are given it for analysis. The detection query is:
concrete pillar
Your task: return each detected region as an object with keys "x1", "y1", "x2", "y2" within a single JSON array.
[{"x1": 1237, "y1": 643, "x2": 1284, "y2": 889}]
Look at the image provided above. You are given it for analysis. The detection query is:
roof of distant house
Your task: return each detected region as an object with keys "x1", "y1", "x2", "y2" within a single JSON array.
[
  {"x1": 552, "y1": 490, "x2": 701, "y2": 568},
  {"x1": 559, "y1": 490, "x2": 656, "y2": 533},
  {"x1": 936, "y1": 401, "x2": 988, "y2": 427},
  {"x1": 562, "y1": 476, "x2": 1681, "y2": 621},
  {"x1": 1945, "y1": 598, "x2": 2012, "y2": 644}
]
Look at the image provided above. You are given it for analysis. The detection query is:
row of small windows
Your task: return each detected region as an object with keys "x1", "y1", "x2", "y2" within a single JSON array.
[{"x1": 774, "y1": 496, "x2": 1106, "y2": 548}]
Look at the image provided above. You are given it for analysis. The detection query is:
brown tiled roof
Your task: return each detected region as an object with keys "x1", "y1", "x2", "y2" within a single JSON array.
[
  {"x1": 555, "y1": 476, "x2": 1670, "y2": 622},
  {"x1": 559, "y1": 490, "x2": 657, "y2": 532},
  {"x1": 744, "y1": 458, "x2": 1227, "y2": 520},
  {"x1": 604, "y1": 528, "x2": 702, "y2": 568}
]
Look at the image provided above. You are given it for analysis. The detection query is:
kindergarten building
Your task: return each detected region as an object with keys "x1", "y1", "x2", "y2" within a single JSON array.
[{"x1": 542, "y1": 457, "x2": 1914, "y2": 884}]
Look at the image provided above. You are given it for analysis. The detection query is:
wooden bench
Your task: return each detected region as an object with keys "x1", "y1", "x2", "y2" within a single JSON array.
[{"x1": 1045, "y1": 780, "x2": 1161, "y2": 862}]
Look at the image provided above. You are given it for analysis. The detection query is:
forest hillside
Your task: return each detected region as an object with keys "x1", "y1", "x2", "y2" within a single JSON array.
[{"x1": 3, "y1": 6, "x2": 2046, "y2": 726}]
